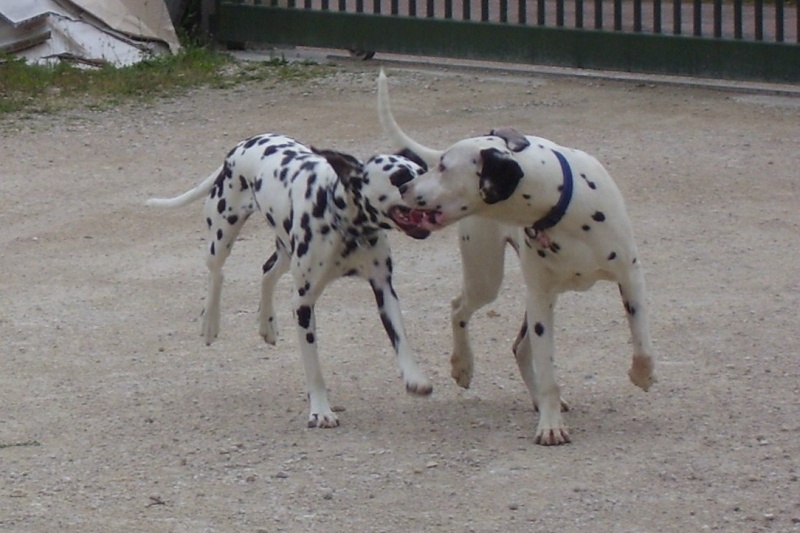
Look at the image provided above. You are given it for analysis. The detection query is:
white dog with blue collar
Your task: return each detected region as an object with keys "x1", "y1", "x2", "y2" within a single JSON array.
[{"x1": 378, "y1": 70, "x2": 657, "y2": 445}]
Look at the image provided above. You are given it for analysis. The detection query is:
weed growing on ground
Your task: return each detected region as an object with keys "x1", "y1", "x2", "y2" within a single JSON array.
[{"x1": 0, "y1": 48, "x2": 330, "y2": 115}]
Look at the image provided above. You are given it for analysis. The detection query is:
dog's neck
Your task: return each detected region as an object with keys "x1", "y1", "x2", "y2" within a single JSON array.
[
  {"x1": 327, "y1": 179, "x2": 382, "y2": 245},
  {"x1": 486, "y1": 150, "x2": 575, "y2": 229}
]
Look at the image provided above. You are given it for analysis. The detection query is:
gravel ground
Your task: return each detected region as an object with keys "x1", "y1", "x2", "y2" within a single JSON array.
[{"x1": 1, "y1": 59, "x2": 799, "y2": 532}]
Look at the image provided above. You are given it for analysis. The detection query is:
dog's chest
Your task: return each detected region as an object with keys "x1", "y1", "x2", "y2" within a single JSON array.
[{"x1": 520, "y1": 229, "x2": 617, "y2": 291}]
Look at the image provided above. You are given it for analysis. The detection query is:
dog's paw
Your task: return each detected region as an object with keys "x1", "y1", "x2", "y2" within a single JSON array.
[
  {"x1": 405, "y1": 376, "x2": 433, "y2": 396},
  {"x1": 307, "y1": 412, "x2": 340, "y2": 429},
  {"x1": 628, "y1": 355, "x2": 657, "y2": 391},
  {"x1": 533, "y1": 397, "x2": 571, "y2": 445},
  {"x1": 450, "y1": 352, "x2": 473, "y2": 389},
  {"x1": 534, "y1": 425, "x2": 572, "y2": 446}
]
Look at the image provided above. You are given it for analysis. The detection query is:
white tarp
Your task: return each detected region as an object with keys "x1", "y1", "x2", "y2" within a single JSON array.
[{"x1": 0, "y1": 0, "x2": 180, "y2": 67}]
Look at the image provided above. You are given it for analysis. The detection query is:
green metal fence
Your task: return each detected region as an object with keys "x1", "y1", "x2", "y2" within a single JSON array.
[{"x1": 215, "y1": 1, "x2": 800, "y2": 82}]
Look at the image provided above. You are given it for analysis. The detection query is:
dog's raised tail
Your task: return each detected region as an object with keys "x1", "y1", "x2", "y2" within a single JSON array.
[
  {"x1": 377, "y1": 69, "x2": 442, "y2": 167},
  {"x1": 145, "y1": 165, "x2": 223, "y2": 208}
]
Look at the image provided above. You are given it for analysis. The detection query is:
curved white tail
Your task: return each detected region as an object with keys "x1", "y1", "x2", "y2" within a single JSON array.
[
  {"x1": 377, "y1": 69, "x2": 443, "y2": 167},
  {"x1": 145, "y1": 165, "x2": 223, "y2": 208}
]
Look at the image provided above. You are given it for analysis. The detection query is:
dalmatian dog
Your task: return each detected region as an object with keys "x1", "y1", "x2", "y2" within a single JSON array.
[
  {"x1": 146, "y1": 133, "x2": 433, "y2": 428},
  {"x1": 377, "y1": 70, "x2": 656, "y2": 445}
]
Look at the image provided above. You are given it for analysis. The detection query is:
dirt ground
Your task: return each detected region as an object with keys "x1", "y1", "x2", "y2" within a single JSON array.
[{"x1": 1, "y1": 57, "x2": 799, "y2": 532}]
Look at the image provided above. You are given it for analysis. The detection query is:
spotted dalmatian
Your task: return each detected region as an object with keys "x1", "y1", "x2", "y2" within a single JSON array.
[
  {"x1": 147, "y1": 133, "x2": 433, "y2": 428},
  {"x1": 378, "y1": 70, "x2": 656, "y2": 445}
]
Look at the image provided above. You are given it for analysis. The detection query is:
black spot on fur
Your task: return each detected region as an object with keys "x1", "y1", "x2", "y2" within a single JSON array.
[
  {"x1": 537, "y1": 250, "x2": 547, "y2": 258},
  {"x1": 262, "y1": 252, "x2": 278, "y2": 273},
  {"x1": 592, "y1": 211, "x2": 606, "y2": 222},
  {"x1": 624, "y1": 302, "x2": 636, "y2": 316},
  {"x1": 216, "y1": 229, "x2": 223, "y2": 240},
  {"x1": 534, "y1": 322, "x2": 545, "y2": 336},
  {"x1": 305, "y1": 332, "x2": 315, "y2": 344},
  {"x1": 227, "y1": 215, "x2": 238, "y2": 225},
  {"x1": 296, "y1": 305, "x2": 312, "y2": 329},
  {"x1": 582, "y1": 225, "x2": 591, "y2": 231},
  {"x1": 608, "y1": 251, "x2": 617, "y2": 260}
]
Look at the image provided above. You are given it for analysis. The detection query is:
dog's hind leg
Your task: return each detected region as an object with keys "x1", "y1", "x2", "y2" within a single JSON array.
[
  {"x1": 616, "y1": 260, "x2": 657, "y2": 391},
  {"x1": 450, "y1": 217, "x2": 508, "y2": 388},
  {"x1": 259, "y1": 241, "x2": 290, "y2": 344},
  {"x1": 201, "y1": 204, "x2": 250, "y2": 345}
]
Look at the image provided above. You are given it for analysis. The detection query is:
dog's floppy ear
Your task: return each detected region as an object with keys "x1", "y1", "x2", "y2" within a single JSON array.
[
  {"x1": 312, "y1": 147, "x2": 363, "y2": 185},
  {"x1": 489, "y1": 127, "x2": 530, "y2": 152},
  {"x1": 389, "y1": 167, "x2": 415, "y2": 188},
  {"x1": 478, "y1": 148, "x2": 524, "y2": 205},
  {"x1": 394, "y1": 148, "x2": 428, "y2": 172}
]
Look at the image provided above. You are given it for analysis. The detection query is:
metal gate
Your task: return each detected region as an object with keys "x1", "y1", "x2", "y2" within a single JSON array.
[{"x1": 215, "y1": 0, "x2": 800, "y2": 82}]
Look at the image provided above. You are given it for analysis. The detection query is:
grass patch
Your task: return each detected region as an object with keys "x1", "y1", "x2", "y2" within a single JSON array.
[{"x1": 0, "y1": 47, "x2": 329, "y2": 115}]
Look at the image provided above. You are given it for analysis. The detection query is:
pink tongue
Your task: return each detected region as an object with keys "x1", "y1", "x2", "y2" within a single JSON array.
[{"x1": 409, "y1": 210, "x2": 426, "y2": 225}]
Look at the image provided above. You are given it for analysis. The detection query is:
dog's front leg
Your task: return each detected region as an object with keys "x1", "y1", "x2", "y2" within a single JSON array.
[
  {"x1": 519, "y1": 253, "x2": 570, "y2": 445},
  {"x1": 512, "y1": 313, "x2": 570, "y2": 413},
  {"x1": 450, "y1": 217, "x2": 508, "y2": 388},
  {"x1": 617, "y1": 261, "x2": 657, "y2": 391},
  {"x1": 292, "y1": 294, "x2": 338, "y2": 428},
  {"x1": 523, "y1": 289, "x2": 570, "y2": 445},
  {"x1": 368, "y1": 253, "x2": 432, "y2": 396}
]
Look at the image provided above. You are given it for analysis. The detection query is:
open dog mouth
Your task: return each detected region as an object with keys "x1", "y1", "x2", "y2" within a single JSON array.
[{"x1": 388, "y1": 206, "x2": 443, "y2": 239}]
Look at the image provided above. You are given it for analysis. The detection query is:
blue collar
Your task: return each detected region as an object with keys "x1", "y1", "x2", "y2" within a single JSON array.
[{"x1": 531, "y1": 149, "x2": 574, "y2": 232}]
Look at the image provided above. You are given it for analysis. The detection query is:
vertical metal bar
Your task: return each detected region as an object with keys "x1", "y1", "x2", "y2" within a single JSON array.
[
  {"x1": 321, "y1": 0, "x2": 329, "y2": 10},
  {"x1": 713, "y1": 0, "x2": 721, "y2": 37},
  {"x1": 654, "y1": 0, "x2": 662, "y2": 33},
  {"x1": 427, "y1": 0, "x2": 434, "y2": 17},
  {"x1": 463, "y1": 0, "x2": 471, "y2": 20},
  {"x1": 355, "y1": 0, "x2": 363, "y2": 12},
  {"x1": 614, "y1": 0, "x2": 622, "y2": 30},
  {"x1": 305, "y1": 0, "x2": 312, "y2": 10},
  {"x1": 500, "y1": 0, "x2": 508, "y2": 23},
  {"x1": 673, "y1": 0, "x2": 681, "y2": 35},
  {"x1": 392, "y1": 0, "x2": 399, "y2": 15},
  {"x1": 539, "y1": 0, "x2": 546, "y2": 24},
  {"x1": 373, "y1": 0, "x2": 380, "y2": 14},
  {"x1": 797, "y1": 0, "x2": 800, "y2": 43},
  {"x1": 576, "y1": 0, "x2": 584, "y2": 27},
  {"x1": 693, "y1": 0, "x2": 701, "y2": 36},
  {"x1": 409, "y1": 0, "x2": 416, "y2": 16},
  {"x1": 482, "y1": 0, "x2": 489, "y2": 21},
  {"x1": 755, "y1": 0, "x2": 763, "y2": 40},
  {"x1": 595, "y1": 0, "x2": 602, "y2": 29},
  {"x1": 634, "y1": 0, "x2": 642, "y2": 31},
  {"x1": 445, "y1": 0, "x2": 452, "y2": 18},
  {"x1": 519, "y1": 0, "x2": 527, "y2": 24},
  {"x1": 557, "y1": 0, "x2": 565, "y2": 25},
  {"x1": 776, "y1": 0, "x2": 785, "y2": 41},
  {"x1": 733, "y1": 0, "x2": 742, "y2": 38},
  {"x1": 339, "y1": 0, "x2": 346, "y2": 11}
]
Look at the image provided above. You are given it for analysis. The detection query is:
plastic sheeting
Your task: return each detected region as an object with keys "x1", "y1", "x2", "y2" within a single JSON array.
[{"x1": 0, "y1": 0, "x2": 180, "y2": 67}]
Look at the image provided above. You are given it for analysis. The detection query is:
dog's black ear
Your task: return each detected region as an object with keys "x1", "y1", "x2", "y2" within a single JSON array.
[
  {"x1": 478, "y1": 148, "x2": 524, "y2": 205},
  {"x1": 389, "y1": 167, "x2": 415, "y2": 188},
  {"x1": 312, "y1": 147, "x2": 363, "y2": 185},
  {"x1": 394, "y1": 148, "x2": 428, "y2": 171},
  {"x1": 489, "y1": 127, "x2": 530, "y2": 152}
]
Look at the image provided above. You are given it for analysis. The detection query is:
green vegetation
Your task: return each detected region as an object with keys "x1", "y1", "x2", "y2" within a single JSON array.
[{"x1": 0, "y1": 47, "x2": 328, "y2": 115}]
